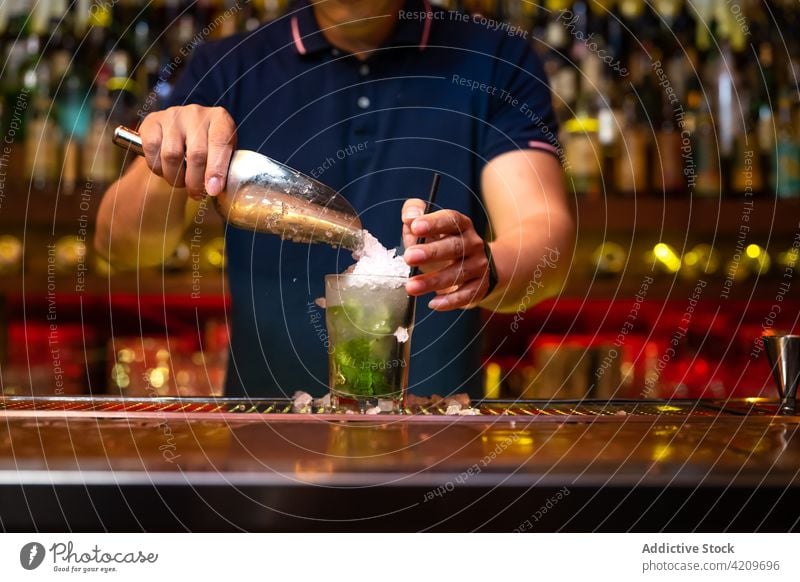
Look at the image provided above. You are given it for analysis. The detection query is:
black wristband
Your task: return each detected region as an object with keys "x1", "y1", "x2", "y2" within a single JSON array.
[{"x1": 482, "y1": 240, "x2": 499, "y2": 299}]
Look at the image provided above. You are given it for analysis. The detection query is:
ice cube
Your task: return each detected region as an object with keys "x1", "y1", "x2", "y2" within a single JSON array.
[
  {"x1": 314, "y1": 392, "x2": 332, "y2": 408},
  {"x1": 292, "y1": 390, "x2": 313, "y2": 413},
  {"x1": 365, "y1": 406, "x2": 381, "y2": 415},
  {"x1": 394, "y1": 326, "x2": 409, "y2": 343},
  {"x1": 445, "y1": 403, "x2": 463, "y2": 415}
]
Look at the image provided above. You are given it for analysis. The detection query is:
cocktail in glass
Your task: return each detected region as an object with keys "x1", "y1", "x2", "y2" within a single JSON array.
[{"x1": 324, "y1": 274, "x2": 412, "y2": 413}]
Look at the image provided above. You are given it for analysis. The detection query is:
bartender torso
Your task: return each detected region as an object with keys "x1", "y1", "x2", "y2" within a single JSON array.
[{"x1": 95, "y1": 0, "x2": 573, "y2": 399}]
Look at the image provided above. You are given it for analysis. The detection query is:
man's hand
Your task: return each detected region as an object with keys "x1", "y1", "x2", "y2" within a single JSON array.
[
  {"x1": 401, "y1": 198, "x2": 490, "y2": 311},
  {"x1": 138, "y1": 104, "x2": 236, "y2": 199}
]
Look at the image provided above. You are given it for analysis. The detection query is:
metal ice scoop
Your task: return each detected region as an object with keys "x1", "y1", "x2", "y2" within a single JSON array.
[{"x1": 113, "y1": 126, "x2": 364, "y2": 250}]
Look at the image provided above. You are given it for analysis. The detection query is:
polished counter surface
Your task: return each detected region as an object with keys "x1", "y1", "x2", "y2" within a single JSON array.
[{"x1": 1, "y1": 397, "x2": 798, "y2": 531}]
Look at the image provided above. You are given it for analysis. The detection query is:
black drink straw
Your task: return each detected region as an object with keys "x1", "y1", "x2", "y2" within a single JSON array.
[
  {"x1": 409, "y1": 173, "x2": 440, "y2": 278},
  {"x1": 405, "y1": 173, "x2": 440, "y2": 326}
]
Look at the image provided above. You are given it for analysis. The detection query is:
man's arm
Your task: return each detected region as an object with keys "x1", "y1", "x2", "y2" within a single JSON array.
[
  {"x1": 94, "y1": 105, "x2": 236, "y2": 269},
  {"x1": 402, "y1": 149, "x2": 573, "y2": 313},
  {"x1": 94, "y1": 158, "x2": 193, "y2": 269},
  {"x1": 478, "y1": 149, "x2": 573, "y2": 312}
]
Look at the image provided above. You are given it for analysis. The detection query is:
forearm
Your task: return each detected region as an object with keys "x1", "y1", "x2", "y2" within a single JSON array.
[
  {"x1": 477, "y1": 150, "x2": 573, "y2": 313},
  {"x1": 94, "y1": 159, "x2": 191, "y2": 270},
  {"x1": 480, "y1": 210, "x2": 574, "y2": 313}
]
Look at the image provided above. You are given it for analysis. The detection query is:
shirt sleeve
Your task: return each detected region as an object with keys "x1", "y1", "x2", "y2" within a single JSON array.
[{"x1": 479, "y1": 36, "x2": 561, "y2": 165}]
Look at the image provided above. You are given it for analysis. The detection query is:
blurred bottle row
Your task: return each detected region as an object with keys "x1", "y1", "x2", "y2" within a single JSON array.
[
  {"x1": 0, "y1": 232, "x2": 226, "y2": 276},
  {"x1": 0, "y1": 0, "x2": 290, "y2": 190},
  {"x1": 2, "y1": 0, "x2": 799, "y2": 197},
  {"x1": 590, "y1": 240, "x2": 799, "y2": 280},
  {"x1": 451, "y1": 0, "x2": 800, "y2": 199}
]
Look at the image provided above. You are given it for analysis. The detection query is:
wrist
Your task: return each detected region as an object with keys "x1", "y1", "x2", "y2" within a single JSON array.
[{"x1": 482, "y1": 240, "x2": 499, "y2": 299}]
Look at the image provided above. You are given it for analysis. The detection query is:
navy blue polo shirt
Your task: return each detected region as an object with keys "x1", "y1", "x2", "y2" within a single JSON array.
[{"x1": 164, "y1": 0, "x2": 559, "y2": 399}]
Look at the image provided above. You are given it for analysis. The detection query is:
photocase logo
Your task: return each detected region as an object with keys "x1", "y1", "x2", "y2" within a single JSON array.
[{"x1": 19, "y1": 542, "x2": 46, "y2": 570}]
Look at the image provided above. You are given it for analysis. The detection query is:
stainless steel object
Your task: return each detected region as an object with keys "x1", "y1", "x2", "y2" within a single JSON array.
[
  {"x1": 763, "y1": 334, "x2": 800, "y2": 415},
  {"x1": 113, "y1": 126, "x2": 364, "y2": 250}
]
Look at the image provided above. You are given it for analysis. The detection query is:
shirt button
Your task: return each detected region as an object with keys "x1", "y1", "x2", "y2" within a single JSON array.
[
  {"x1": 359, "y1": 64, "x2": 370, "y2": 76},
  {"x1": 357, "y1": 96, "x2": 370, "y2": 109},
  {"x1": 332, "y1": 48, "x2": 341, "y2": 56}
]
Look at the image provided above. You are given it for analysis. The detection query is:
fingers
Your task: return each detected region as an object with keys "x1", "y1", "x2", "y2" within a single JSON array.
[
  {"x1": 137, "y1": 105, "x2": 237, "y2": 199},
  {"x1": 402, "y1": 198, "x2": 426, "y2": 250},
  {"x1": 184, "y1": 123, "x2": 208, "y2": 199},
  {"x1": 158, "y1": 108, "x2": 187, "y2": 188},
  {"x1": 205, "y1": 108, "x2": 236, "y2": 196},
  {"x1": 139, "y1": 115, "x2": 163, "y2": 177},
  {"x1": 428, "y1": 278, "x2": 487, "y2": 311},
  {"x1": 410, "y1": 209, "x2": 473, "y2": 238},
  {"x1": 406, "y1": 253, "x2": 487, "y2": 296},
  {"x1": 403, "y1": 232, "x2": 484, "y2": 266}
]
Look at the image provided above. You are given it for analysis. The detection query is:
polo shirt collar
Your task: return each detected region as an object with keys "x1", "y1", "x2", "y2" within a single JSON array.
[{"x1": 289, "y1": 0, "x2": 433, "y2": 56}]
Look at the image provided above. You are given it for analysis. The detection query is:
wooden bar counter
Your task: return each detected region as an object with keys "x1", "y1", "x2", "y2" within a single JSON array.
[{"x1": 1, "y1": 397, "x2": 798, "y2": 532}]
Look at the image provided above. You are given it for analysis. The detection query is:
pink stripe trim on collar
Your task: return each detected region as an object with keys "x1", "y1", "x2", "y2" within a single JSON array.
[
  {"x1": 420, "y1": 0, "x2": 433, "y2": 50},
  {"x1": 291, "y1": 15, "x2": 307, "y2": 55}
]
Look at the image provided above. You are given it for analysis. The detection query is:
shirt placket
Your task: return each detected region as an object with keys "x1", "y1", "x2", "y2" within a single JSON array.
[{"x1": 346, "y1": 54, "x2": 376, "y2": 184}]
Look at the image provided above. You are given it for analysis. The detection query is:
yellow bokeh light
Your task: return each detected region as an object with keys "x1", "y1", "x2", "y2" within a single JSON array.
[
  {"x1": 746, "y1": 244, "x2": 761, "y2": 259},
  {"x1": 651, "y1": 243, "x2": 681, "y2": 273},
  {"x1": 148, "y1": 367, "x2": 168, "y2": 389}
]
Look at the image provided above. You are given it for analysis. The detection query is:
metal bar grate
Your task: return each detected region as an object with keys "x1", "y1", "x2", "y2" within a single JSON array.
[{"x1": 0, "y1": 396, "x2": 782, "y2": 417}]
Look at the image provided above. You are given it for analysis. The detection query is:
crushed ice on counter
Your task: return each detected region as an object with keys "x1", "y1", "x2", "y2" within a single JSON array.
[
  {"x1": 350, "y1": 230, "x2": 410, "y2": 281},
  {"x1": 393, "y1": 326, "x2": 409, "y2": 343},
  {"x1": 458, "y1": 408, "x2": 481, "y2": 416},
  {"x1": 314, "y1": 392, "x2": 331, "y2": 409},
  {"x1": 365, "y1": 406, "x2": 382, "y2": 415},
  {"x1": 292, "y1": 390, "x2": 313, "y2": 413},
  {"x1": 445, "y1": 402, "x2": 463, "y2": 415}
]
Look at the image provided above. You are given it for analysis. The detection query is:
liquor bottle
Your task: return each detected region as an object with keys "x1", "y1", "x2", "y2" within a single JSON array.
[
  {"x1": 614, "y1": 95, "x2": 648, "y2": 198},
  {"x1": 82, "y1": 76, "x2": 120, "y2": 184},
  {"x1": 107, "y1": 50, "x2": 140, "y2": 131},
  {"x1": 652, "y1": 0, "x2": 683, "y2": 24},
  {"x1": 773, "y1": 97, "x2": 800, "y2": 199},
  {"x1": 690, "y1": 92, "x2": 721, "y2": 198},
  {"x1": 261, "y1": 0, "x2": 291, "y2": 22},
  {"x1": 502, "y1": 0, "x2": 537, "y2": 30},
  {"x1": 755, "y1": 42, "x2": 775, "y2": 188},
  {"x1": 692, "y1": 0, "x2": 715, "y2": 52},
  {"x1": 56, "y1": 47, "x2": 91, "y2": 196},
  {"x1": 23, "y1": 47, "x2": 61, "y2": 190},
  {"x1": 730, "y1": 92, "x2": 764, "y2": 197},
  {"x1": 563, "y1": 110, "x2": 601, "y2": 199},
  {"x1": 563, "y1": 48, "x2": 604, "y2": 197},
  {"x1": 652, "y1": 95, "x2": 685, "y2": 197},
  {"x1": 711, "y1": 42, "x2": 736, "y2": 162}
]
